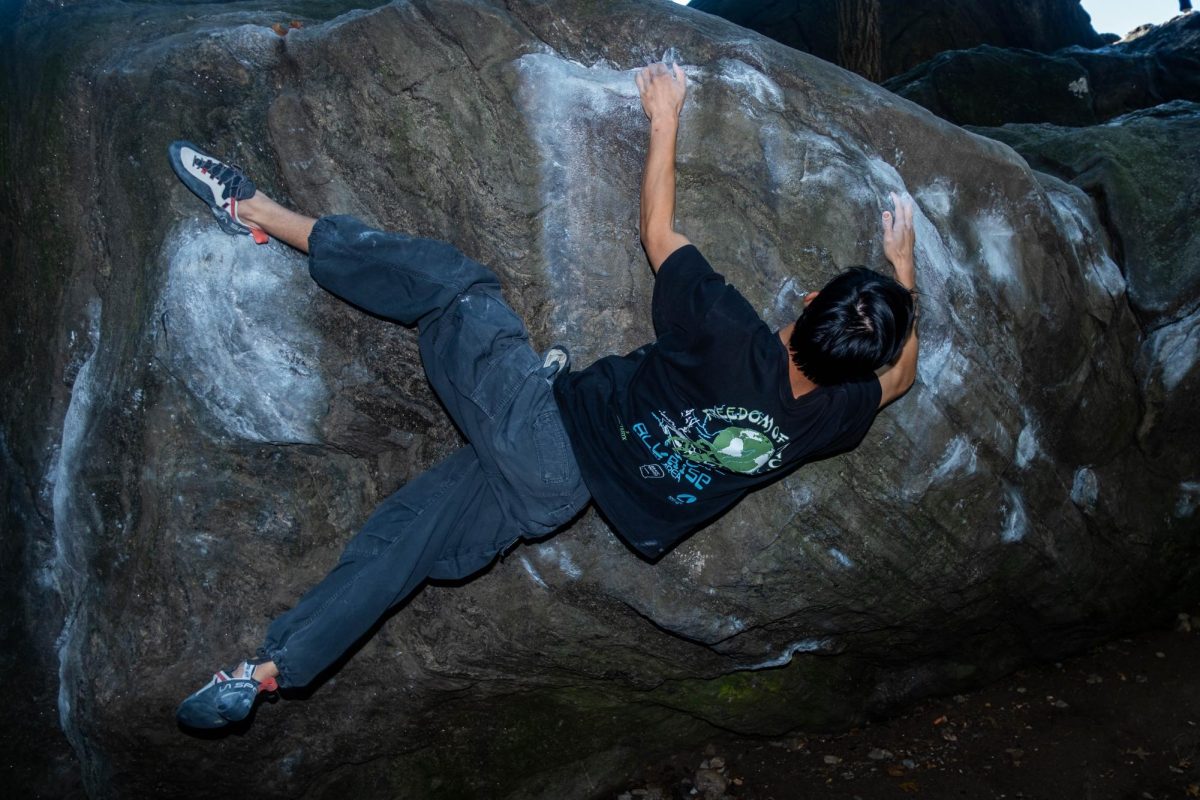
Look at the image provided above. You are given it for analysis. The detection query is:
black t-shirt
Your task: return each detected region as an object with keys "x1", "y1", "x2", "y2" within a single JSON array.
[{"x1": 553, "y1": 245, "x2": 882, "y2": 559}]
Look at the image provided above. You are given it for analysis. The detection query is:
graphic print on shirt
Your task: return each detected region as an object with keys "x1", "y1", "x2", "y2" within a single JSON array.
[{"x1": 630, "y1": 405, "x2": 792, "y2": 504}]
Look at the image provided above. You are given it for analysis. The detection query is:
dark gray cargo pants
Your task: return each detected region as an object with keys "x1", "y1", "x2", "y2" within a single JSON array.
[{"x1": 260, "y1": 215, "x2": 589, "y2": 688}]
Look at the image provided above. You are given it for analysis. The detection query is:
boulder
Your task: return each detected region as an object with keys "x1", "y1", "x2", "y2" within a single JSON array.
[
  {"x1": 970, "y1": 100, "x2": 1200, "y2": 335},
  {"x1": 1, "y1": 1, "x2": 1197, "y2": 798},
  {"x1": 884, "y1": 11, "x2": 1200, "y2": 126},
  {"x1": 687, "y1": 0, "x2": 1104, "y2": 81},
  {"x1": 975, "y1": 94, "x2": 1200, "y2": 578}
]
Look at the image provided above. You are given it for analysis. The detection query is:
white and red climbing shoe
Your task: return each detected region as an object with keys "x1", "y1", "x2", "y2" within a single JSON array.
[
  {"x1": 176, "y1": 659, "x2": 279, "y2": 729},
  {"x1": 167, "y1": 140, "x2": 269, "y2": 244}
]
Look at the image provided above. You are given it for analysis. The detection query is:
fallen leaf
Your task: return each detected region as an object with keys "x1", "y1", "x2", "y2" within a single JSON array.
[
  {"x1": 887, "y1": 765, "x2": 907, "y2": 777},
  {"x1": 899, "y1": 780, "x2": 920, "y2": 793},
  {"x1": 289, "y1": 19, "x2": 304, "y2": 29},
  {"x1": 932, "y1": 715, "x2": 948, "y2": 726},
  {"x1": 1185, "y1": 784, "x2": 1200, "y2": 798},
  {"x1": 271, "y1": 22, "x2": 287, "y2": 36}
]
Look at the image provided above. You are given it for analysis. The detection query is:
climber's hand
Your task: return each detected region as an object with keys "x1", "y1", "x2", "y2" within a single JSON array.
[
  {"x1": 635, "y1": 61, "x2": 686, "y2": 123},
  {"x1": 882, "y1": 191, "x2": 915, "y2": 287}
]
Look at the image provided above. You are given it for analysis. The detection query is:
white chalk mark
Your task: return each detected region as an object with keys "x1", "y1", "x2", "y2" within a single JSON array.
[
  {"x1": 47, "y1": 297, "x2": 102, "y2": 771},
  {"x1": 974, "y1": 212, "x2": 1020, "y2": 291},
  {"x1": 718, "y1": 59, "x2": 784, "y2": 112},
  {"x1": 1016, "y1": 420, "x2": 1041, "y2": 469},
  {"x1": 1000, "y1": 486, "x2": 1028, "y2": 543},
  {"x1": 518, "y1": 555, "x2": 549, "y2": 589},
  {"x1": 744, "y1": 638, "x2": 832, "y2": 670},
  {"x1": 1144, "y1": 306, "x2": 1200, "y2": 393},
  {"x1": 931, "y1": 434, "x2": 978, "y2": 482},
  {"x1": 828, "y1": 547, "x2": 854, "y2": 569},
  {"x1": 558, "y1": 550, "x2": 582, "y2": 579},
  {"x1": 160, "y1": 223, "x2": 328, "y2": 443},
  {"x1": 1042, "y1": 183, "x2": 1126, "y2": 299}
]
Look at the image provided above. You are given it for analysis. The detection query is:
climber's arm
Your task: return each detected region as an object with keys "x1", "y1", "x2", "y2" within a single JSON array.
[
  {"x1": 878, "y1": 192, "x2": 919, "y2": 408},
  {"x1": 635, "y1": 62, "x2": 691, "y2": 273}
]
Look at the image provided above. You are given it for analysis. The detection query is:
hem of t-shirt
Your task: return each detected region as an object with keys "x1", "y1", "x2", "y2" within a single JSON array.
[
  {"x1": 551, "y1": 382, "x2": 695, "y2": 561},
  {"x1": 549, "y1": 381, "x2": 662, "y2": 556}
]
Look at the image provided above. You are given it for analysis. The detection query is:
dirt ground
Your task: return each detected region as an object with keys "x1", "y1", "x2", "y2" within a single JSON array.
[{"x1": 611, "y1": 608, "x2": 1200, "y2": 800}]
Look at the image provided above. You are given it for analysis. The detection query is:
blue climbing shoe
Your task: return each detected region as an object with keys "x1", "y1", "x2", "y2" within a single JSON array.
[
  {"x1": 176, "y1": 659, "x2": 278, "y2": 729},
  {"x1": 167, "y1": 140, "x2": 268, "y2": 244}
]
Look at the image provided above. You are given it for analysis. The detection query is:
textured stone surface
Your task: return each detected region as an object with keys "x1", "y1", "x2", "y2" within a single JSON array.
[
  {"x1": 971, "y1": 101, "x2": 1200, "y2": 325},
  {"x1": 687, "y1": 0, "x2": 1104, "y2": 81},
  {"x1": 969, "y1": 101, "x2": 1200, "y2": 483},
  {"x1": 1, "y1": 1, "x2": 1198, "y2": 798},
  {"x1": 885, "y1": 11, "x2": 1200, "y2": 127}
]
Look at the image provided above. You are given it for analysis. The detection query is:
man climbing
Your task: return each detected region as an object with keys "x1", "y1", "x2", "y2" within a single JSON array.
[{"x1": 172, "y1": 61, "x2": 917, "y2": 729}]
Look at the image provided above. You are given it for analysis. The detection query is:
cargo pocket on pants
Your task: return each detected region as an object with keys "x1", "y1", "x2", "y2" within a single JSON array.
[
  {"x1": 468, "y1": 341, "x2": 538, "y2": 420},
  {"x1": 531, "y1": 407, "x2": 571, "y2": 486}
]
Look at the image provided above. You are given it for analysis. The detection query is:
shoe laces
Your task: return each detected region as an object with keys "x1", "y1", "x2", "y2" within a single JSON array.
[{"x1": 194, "y1": 156, "x2": 249, "y2": 200}]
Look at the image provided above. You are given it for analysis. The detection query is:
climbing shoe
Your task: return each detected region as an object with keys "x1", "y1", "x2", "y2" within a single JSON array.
[
  {"x1": 176, "y1": 659, "x2": 278, "y2": 729},
  {"x1": 167, "y1": 140, "x2": 268, "y2": 244}
]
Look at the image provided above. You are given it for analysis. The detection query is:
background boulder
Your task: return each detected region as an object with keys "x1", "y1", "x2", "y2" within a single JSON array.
[
  {"x1": 1, "y1": 1, "x2": 1197, "y2": 798},
  {"x1": 971, "y1": 101, "x2": 1200, "y2": 325},
  {"x1": 687, "y1": 0, "x2": 1105, "y2": 81},
  {"x1": 884, "y1": 11, "x2": 1200, "y2": 126}
]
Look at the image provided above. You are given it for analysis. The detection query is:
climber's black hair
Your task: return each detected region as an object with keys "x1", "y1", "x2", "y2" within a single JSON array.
[{"x1": 789, "y1": 266, "x2": 914, "y2": 386}]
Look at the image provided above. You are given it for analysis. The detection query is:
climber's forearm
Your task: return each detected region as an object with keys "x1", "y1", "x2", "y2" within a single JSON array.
[
  {"x1": 640, "y1": 115, "x2": 690, "y2": 272},
  {"x1": 634, "y1": 60, "x2": 691, "y2": 273}
]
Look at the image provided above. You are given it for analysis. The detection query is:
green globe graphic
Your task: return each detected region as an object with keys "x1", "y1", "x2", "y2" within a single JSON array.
[{"x1": 710, "y1": 427, "x2": 774, "y2": 473}]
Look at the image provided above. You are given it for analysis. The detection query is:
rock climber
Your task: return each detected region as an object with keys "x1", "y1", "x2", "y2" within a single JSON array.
[{"x1": 171, "y1": 60, "x2": 918, "y2": 728}]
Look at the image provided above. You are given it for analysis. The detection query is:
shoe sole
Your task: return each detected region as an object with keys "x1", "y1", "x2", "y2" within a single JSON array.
[{"x1": 176, "y1": 677, "x2": 259, "y2": 729}]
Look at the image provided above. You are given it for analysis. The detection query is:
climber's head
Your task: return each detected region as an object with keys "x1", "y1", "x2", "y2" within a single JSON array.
[{"x1": 788, "y1": 267, "x2": 914, "y2": 386}]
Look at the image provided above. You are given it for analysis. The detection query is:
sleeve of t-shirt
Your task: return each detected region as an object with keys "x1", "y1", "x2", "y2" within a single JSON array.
[
  {"x1": 651, "y1": 244, "x2": 761, "y2": 343},
  {"x1": 818, "y1": 378, "x2": 883, "y2": 456}
]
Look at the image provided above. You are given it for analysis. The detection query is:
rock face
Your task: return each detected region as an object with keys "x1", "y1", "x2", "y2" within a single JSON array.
[
  {"x1": 885, "y1": 11, "x2": 1200, "y2": 126},
  {"x1": 971, "y1": 101, "x2": 1200, "y2": 325},
  {"x1": 687, "y1": 0, "x2": 1104, "y2": 81},
  {"x1": 969, "y1": 102, "x2": 1200, "y2": 486},
  {"x1": 1, "y1": 1, "x2": 1198, "y2": 798}
]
